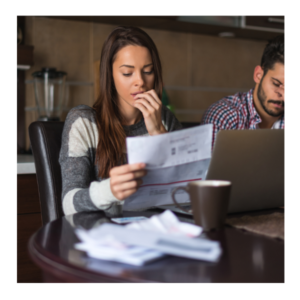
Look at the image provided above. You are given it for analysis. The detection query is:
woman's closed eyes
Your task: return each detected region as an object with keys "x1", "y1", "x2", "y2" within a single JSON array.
[{"x1": 122, "y1": 69, "x2": 154, "y2": 77}]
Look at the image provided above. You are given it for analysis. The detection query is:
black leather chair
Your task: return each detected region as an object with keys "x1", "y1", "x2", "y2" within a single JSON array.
[{"x1": 29, "y1": 121, "x2": 65, "y2": 225}]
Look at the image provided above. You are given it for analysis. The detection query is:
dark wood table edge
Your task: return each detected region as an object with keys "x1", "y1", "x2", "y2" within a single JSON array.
[
  {"x1": 28, "y1": 232, "x2": 154, "y2": 283},
  {"x1": 27, "y1": 210, "x2": 285, "y2": 283}
]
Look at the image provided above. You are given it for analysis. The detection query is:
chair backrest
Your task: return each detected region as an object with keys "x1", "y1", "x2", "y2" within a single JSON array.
[{"x1": 29, "y1": 121, "x2": 65, "y2": 225}]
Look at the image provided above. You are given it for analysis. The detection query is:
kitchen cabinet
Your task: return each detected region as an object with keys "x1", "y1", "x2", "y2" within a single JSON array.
[
  {"x1": 242, "y1": 16, "x2": 284, "y2": 31},
  {"x1": 17, "y1": 45, "x2": 34, "y2": 153},
  {"x1": 17, "y1": 156, "x2": 42, "y2": 282},
  {"x1": 17, "y1": 45, "x2": 34, "y2": 67},
  {"x1": 17, "y1": 17, "x2": 34, "y2": 153},
  {"x1": 46, "y1": 16, "x2": 283, "y2": 41}
]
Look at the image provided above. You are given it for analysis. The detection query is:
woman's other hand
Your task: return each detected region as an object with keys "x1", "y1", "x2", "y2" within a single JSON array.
[
  {"x1": 133, "y1": 89, "x2": 167, "y2": 135},
  {"x1": 109, "y1": 163, "x2": 147, "y2": 200}
]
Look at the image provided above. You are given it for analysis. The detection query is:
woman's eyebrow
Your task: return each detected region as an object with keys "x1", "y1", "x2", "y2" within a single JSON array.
[
  {"x1": 119, "y1": 64, "x2": 134, "y2": 68},
  {"x1": 144, "y1": 63, "x2": 153, "y2": 68},
  {"x1": 119, "y1": 63, "x2": 153, "y2": 68}
]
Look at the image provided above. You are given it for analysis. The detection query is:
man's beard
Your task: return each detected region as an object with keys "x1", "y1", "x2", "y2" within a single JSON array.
[{"x1": 257, "y1": 80, "x2": 284, "y2": 117}]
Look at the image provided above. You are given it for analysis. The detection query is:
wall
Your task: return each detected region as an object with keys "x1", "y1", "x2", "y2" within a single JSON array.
[{"x1": 24, "y1": 16, "x2": 266, "y2": 149}]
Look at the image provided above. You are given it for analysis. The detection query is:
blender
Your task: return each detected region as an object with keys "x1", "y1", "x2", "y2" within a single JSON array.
[{"x1": 32, "y1": 67, "x2": 67, "y2": 121}]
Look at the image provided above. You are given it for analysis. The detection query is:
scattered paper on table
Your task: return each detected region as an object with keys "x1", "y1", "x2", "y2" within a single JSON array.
[{"x1": 75, "y1": 210, "x2": 221, "y2": 266}]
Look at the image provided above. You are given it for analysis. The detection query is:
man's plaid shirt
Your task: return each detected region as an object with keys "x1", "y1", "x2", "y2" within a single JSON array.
[{"x1": 201, "y1": 88, "x2": 285, "y2": 149}]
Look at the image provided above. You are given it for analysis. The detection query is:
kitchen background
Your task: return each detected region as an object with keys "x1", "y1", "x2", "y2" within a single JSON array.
[
  {"x1": 16, "y1": 15, "x2": 284, "y2": 283},
  {"x1": 18, "y1": 16, "x2": 284, "y2": 152}
]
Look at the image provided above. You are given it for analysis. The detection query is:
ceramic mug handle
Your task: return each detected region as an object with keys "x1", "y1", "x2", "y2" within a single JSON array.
[{"x1": 171, "y1": 186, "x2": 193, "y2": 214}]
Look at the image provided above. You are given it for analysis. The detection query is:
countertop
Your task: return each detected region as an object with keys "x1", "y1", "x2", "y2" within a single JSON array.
[{"x1": 17, "y1": 155, "x2": 36, "y2": 174}]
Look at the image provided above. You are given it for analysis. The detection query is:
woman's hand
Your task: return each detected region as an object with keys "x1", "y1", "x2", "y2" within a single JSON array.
[
  {"x1": 133, "y1": 89, "x2": 167, "y2": 135},
  {"x1": 110, "y1": 163, "x2": 147, "y2": 200}
]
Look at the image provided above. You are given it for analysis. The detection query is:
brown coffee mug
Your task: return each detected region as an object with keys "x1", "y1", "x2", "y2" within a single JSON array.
[{"x1": 171, "y1": 180, "x2": 232, "y2": 231}]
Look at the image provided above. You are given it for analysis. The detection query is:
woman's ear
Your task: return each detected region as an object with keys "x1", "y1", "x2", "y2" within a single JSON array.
[{"x1": 253, "y1": 65, "x2": 264, "y2": 84}]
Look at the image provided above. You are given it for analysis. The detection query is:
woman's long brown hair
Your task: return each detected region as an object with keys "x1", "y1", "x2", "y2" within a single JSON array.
[{"x1": 93, "y1": 26, "x2": 163, "y2": 178}]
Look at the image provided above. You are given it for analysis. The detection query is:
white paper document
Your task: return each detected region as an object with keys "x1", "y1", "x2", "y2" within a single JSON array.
[
  {"x1": 75, "y1": 210, "x2": 221, "y2": 266},
  {"x1": 124, "y1": 124, "x2": 213, "y2": 210}
]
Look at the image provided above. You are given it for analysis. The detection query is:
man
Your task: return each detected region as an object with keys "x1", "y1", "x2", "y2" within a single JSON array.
[{"x1": 201, "y1": 34, "x2": 284, "y2": 149}]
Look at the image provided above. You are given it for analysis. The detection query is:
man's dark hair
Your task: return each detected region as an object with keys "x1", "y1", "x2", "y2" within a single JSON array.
[{"x1": 260, "y1": 34, "x2": 284, "y2": 75}]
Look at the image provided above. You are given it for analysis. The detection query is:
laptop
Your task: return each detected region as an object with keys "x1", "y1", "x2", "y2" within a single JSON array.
[{"x1": 158, "y1": 129, "x2": 284, "y2": 215}]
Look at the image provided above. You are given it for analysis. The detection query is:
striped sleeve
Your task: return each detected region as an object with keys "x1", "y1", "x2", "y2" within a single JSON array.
[{"x1": 59, "y1": 106, "x2": 120, "y2": 216}]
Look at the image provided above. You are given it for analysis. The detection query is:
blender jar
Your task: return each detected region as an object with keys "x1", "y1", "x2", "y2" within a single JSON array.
[{"x1": 32, "y1": 68, "x2": 67, "y2": 121}]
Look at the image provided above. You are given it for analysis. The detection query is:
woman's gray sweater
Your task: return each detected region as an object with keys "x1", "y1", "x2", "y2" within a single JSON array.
[{"x1": 59, "y1": 105, "x2": 182, "y2": 215}]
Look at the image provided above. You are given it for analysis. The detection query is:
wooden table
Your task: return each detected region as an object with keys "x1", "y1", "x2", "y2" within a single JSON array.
[{"x1": 28, "y1": 209, "x2": 284, "y2": 283}]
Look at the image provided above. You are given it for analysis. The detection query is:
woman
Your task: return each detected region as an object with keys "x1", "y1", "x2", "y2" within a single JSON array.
[{"x1": 59, "y1": 26, "x2": 182, "y2": 216}]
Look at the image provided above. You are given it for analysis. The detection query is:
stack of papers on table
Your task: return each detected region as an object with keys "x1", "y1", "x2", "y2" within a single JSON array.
[{"x1": 75, "y1": 210, "x2": 222, "y2": 266}]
